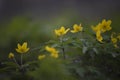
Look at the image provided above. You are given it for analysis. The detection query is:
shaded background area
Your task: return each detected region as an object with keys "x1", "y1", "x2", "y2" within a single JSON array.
[
  {"x1": 0, "y1": 0, "x2": 120, "y2": 21},
  {"x1": 0, "y1": 0, "x2": 120, "y2": 59}
]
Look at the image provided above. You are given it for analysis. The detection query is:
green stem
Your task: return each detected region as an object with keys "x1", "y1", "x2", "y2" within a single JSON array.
[
  {"x1": 21, "y1": 54, "x2": 23, "y2": 67},
  {"x1": 13, "y1": 58, "x2": 20, "y2": 68},
  {"x1": 60, "y1": 36, "x2": 66, "y2": 59}
]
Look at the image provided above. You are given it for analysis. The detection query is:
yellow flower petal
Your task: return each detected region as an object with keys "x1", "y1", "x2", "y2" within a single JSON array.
[
  {"x1": 96, "y1": 31, "x2": 103, "y2": 43},
  {"x1": 18, "y1": 43, "x2": 21, "y2": 49},
  {"x1": 22, "y1": 42, "x2": 27, "y2": 49}
]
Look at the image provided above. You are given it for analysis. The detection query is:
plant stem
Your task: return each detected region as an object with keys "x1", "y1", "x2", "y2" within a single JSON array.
[
  {"x1": 21, "y1": 54, "x2": 23, "y2": 67},
  {"x1": 13, "y1": 58, "x2": 20, "y2": 68},
  {"x1": 60, "y1": 36, "x2": 66, "y2": 59}
]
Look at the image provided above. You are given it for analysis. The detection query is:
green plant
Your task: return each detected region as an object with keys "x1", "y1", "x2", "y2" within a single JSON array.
[{"x1": 1, "y1": 19, "x2": 120, "y2": 80}]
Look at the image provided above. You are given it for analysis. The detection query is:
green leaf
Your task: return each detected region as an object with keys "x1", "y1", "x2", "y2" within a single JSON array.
[
  {"x1": 82, "y1": 46, "x2": 88, "y2": 54},
  {"x1": 93, "y1": 48, "x2": 98, "y2": 54},
  {"x1": 75, "y1": 67, "x2": 85, "y2": 77}
]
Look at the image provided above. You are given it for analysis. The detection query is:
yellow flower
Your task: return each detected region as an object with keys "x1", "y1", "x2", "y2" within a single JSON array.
[
  {"x1": 111, "y1": 37, "x2": 117, "y2": 44},
  {"x1": 111, "y1": 32, "x2": 118, "y2": 48},
  {"x1": 100, "y1": 19, "x2": 112, "y2": 32},
  {"x1": 16, "y1": 42, "x2": 29, "y2": 54},
  {"x1": 51, "y1": 53, "x2": 58, "y2": 58},
  {"x1": 71, "y1": 24, "x2": 83, "y2": 33},
  {"x1": 54, "y1": 26, "x2": 70, "y2": 36},
  {"x1": 91, "y1": 23, "x2": 101, "y2": 33},
  {"x1": 91, "y1": 19, "x2": 112, "y2": 43},
  {"x1": 8, "y1": 52, "x2": 14, "y2": 59},
  {"x1": 92, "y1": 19, "x2": 112, "y2": 33},
  {"x1": 45, "y1": 46, "x2": 59, "y2": 58},
  {"x1": 114, "y1": 44, "x2": 118, "y2": 48},
  {"x1": 96, "y1": 31, "x2": 103, "y2": 42},
  {"x1": 38, "y1": 54, "x2": 46, "y2": 60},
  {"x1": 45, "y1": 46, "x2": 56, "y2": 53},
  {"x1": 111, "y1": 32, "x2": 117, "y2": 43},
  {"x1": 117, "y1": 33, "x2": 120, "y2": 40}
]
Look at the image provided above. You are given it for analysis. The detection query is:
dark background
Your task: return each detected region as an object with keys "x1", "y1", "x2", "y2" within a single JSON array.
[{"x1": 0, "y1": 0, "x2": 120, "y2": 22}]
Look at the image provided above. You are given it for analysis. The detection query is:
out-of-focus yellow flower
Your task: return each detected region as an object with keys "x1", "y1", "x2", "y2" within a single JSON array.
[
  {"x1": 38, "y1": 54, "x2": 46, "y2": 60},
  {"x1": 45, "y1": 46, "x2": 59, "y2": 58},
  {"x1": 16, "y1": 42, "x2": 29, "y2": 54},
  {"x1": 117, "y1": 33, "x2": 120, "y2": 40},
  {"x1": 114, "y1": 44, "x2": 118, "y2": 48},
  {"x1": 51, "y1": 52, "x2": 58, "y2": 58},
  {"x1": 92, "y1": 19, "x2": 112, "y2": 33},
  {"x1": 91, "y1": 23, "x2": 101, "y2": 33},
  {"x1": 96, "y1": 31, "x2": 103, "y2": 43},
  {"x1": 111, "y1": 37, "x2": 117, "y2": 44},
  {"x1": 54, "y1": 26, "x2": 70, "y2": 36},
  {"x1": 111, "y1": 32, "x2": 117, "y2": 44},
  {"x1": 111, "y1": 32, "x2": 118, "y2": 48},
  {"x1": 100, "y1": 19, "x2": 112, "y2": 32},
  {"x1": 8, "y1": 52, "x2": 14, "y2": 59},
  {"x1": 71, "y1": 24, "x2": 83, "y2": 33},
  {"x1": 45, "y1": 46, "x2": 58, "y2": 54},
  {"x1": 91, "y1": 19, "x2": 112, "y2": 43}
]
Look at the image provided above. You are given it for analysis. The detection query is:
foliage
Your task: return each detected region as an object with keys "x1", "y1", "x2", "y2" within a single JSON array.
[{"x1": 0, "y1": 19, "x2": 120, "y2": 80}]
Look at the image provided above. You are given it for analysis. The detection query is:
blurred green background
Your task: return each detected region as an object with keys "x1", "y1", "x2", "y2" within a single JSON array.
[{"x1": 0, "y1": 0, "x2": 120, "y2": 80}]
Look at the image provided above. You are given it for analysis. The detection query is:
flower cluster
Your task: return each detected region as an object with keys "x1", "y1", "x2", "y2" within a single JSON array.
[
  {"x1": 91, "y1": 19, "x2": 112, "y2": 42},
  {"x1": 54, "y1": 24, "x2": 83, "y2": 37},
  {"x1": 38, "y1": 46, "x2": 59, "y2": 60},
  {"x1": 8, "y1": 19, "x2": 116, "y2": 62}
]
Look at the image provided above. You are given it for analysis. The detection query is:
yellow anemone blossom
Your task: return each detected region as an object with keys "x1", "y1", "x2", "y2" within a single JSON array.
[
  {"x1": 91, "y1": 23, "x2": 101, "y2": 33},
  {"x1": 51, "y1": 52, "x2": 58, "y2": 58},
  {"x1": 91, "y1": 19, "x2": 112, "y2": 43},
  {"x1": 111, "y1": 38, "x2": 118, "y2": 48},
  {"x1": 117, "y1": 33, "x2": 120, "y2": 40},
  {"x1": 45, "y1": 46, "x2": 59, "y2": 58},
  {"x1": 100, "y1": 19, "x2": 112, "y2": 32},
  {"x1": 71, "y1": 24, "x2": 83, "y2": 33},
  {"x1": 111, "y1": 32, "x2": 118, "y2": 48},
  {"x1": 8, "y1": 52, "x2": 14, "y2": 59},
  {"x1": 54, "y1": 26, "x2": 70, "y2": 36},
  {"x1": 111, "y1": 37, "x2": 117, "y2": 44},
  {"x1": 96, "y1": 31, "x2": 103, "y2": 43},
  {"x1": 16, "y1": 42, "x2": 29, "y2": 54},
  {"x1": 38, "y1": 54, "x2": 46, "y2": 60}
]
